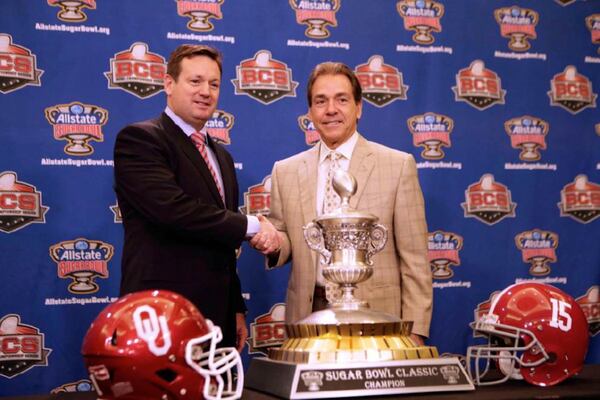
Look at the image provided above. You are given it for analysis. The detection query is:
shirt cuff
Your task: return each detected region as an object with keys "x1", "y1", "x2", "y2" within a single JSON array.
[{"x1": 246, "y1": 215, "x2": 260, "y2": 238}]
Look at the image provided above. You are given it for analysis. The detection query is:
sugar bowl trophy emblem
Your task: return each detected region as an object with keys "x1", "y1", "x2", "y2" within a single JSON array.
[{"x1": 245, "y1": 170, "x2": 473, "y2": 398}]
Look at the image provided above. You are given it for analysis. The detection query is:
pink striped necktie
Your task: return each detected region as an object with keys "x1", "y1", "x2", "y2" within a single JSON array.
[{"x1": 190, "y1": 131, "x2": 225, "y2": 203}]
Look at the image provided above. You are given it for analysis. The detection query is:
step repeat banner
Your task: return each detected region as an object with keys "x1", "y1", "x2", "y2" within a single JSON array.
[{"x1": 0, "y1": 0, "x2": 599, "y2": 396}]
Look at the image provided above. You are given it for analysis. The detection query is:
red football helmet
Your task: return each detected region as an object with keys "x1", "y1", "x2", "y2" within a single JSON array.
[
  {"x1": 81, "y1": 290, "x2": 243, "y2": 399},
  {"x1": 467, "y1": 282, "x2": 589, "y2": 387}
]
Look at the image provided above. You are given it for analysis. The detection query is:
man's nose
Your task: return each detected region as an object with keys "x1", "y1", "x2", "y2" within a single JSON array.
[
  {"x1": 325, "y1": 100, "x2": 337, "y2": 114},
  {"x1": 197, "y1": 81, "x2": 210, "y2": 96}
]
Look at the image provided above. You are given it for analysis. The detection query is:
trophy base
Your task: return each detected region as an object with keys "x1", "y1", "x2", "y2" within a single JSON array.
[{"x1": 245, "y1": 357, "x2": 474, "y2": 399}]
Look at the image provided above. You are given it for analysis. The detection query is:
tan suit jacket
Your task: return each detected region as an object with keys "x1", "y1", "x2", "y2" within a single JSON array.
[{"x1": 268, "y1": 135, "x2": 432, "y2": 337}]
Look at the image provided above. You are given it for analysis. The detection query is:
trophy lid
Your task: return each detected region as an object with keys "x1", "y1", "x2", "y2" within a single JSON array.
[{"x1": 318, "y1": 169, "x2": 379, "y2": 222}]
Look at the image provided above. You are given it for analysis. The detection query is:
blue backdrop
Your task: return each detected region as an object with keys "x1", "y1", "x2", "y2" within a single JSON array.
[{"x1": 1, "y1": 0, "x2": 599, "y2": 396}]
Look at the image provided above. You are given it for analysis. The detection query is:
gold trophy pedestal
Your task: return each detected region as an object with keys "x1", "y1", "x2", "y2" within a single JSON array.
[{"x1": 245, "y1": 170, "x2": 473, "y2": 398}]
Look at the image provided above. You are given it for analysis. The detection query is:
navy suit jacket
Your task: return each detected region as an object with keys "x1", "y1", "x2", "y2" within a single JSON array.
[{"x1": 114, "y1": 112, "x2": 247, "y2": 347}]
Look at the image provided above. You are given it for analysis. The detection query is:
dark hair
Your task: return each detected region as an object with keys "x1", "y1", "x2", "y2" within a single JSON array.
[
  {"x1": 306, "y1": 62, "x2": 362, "y2": 106},
  {"x1": 166, "y1": 44, "x2": 222, "y2": 80}
]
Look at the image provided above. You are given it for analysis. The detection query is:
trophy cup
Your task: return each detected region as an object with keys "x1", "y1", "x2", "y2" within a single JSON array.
[
  {"x1": 246, "y1": 170, "x2": 473, "y2": 398},
  {"x1": 52, "y1": 1, "x2": 89, "y2": 22}
]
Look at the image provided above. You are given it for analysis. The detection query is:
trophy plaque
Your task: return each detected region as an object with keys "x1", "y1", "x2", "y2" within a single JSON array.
[{"x1": 245, "y1": 170, "x2": 473, "y2": 398}]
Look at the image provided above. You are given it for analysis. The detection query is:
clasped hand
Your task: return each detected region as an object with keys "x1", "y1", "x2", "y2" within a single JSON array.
[{"x1": 250, "y1": 215, "x2": 281, "y2": 255}]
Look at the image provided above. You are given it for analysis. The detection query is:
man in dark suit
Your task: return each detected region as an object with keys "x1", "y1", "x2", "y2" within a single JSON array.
[{"x1": 114, "y1": 44, "x2": 277, "y2": 351}]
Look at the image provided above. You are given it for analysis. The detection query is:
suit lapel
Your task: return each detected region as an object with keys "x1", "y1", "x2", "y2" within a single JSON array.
[
  {"x1": 162, "y1": 114, "x2": 224, "y2": 207},
  {"x1": 298, "y1": 146, "x2": 319, "y2": 225},
  {"x1": 348, "y1": 135, "x2": 374, "y2": 209}
]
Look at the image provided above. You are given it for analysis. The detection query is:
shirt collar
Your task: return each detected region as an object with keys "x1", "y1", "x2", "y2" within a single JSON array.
[
  {"x1": 319, "y1": 131, "x2": 359, "y2": 165},
  {"x1": 165, "y1": 106, "x2": 208, "y2": 138}
]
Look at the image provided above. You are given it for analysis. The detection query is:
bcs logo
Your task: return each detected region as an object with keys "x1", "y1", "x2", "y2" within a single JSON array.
[
  {"x1": 428, "y1": 231, "x2": 462, "y2": 279},
  {"x1": 110, "y1": 201, "x2": 122, "y2": 223},
  {"x1": 396, "y1": 0, "x2": 444, "y2": 45},
  {"x1": 247, "y1": 303, "x2": 286, "y2": 356},
  {"x1": 514, "y1": 229, "x2": 558, "y2": 276},
  {"x1": 462, "y1": 174, "x2": 516, "y2": 225},
  {"x1": 239, "y1": 176, "x2": 271, "y2": 216},
  {"x1": 0, "y1": 314, "x2": 52, "y2": 378},
  {"x1": 49, "y1": 238, "x2": 114, "y2": 294},
  {"x1": 0, "y1": 172, "x2": 49, "y2": 233},
  {"x1": 472, "y1": 291, "x2": 500, "y2": 338},
  {"x1": 44, "y1": 102, "x2": 108, "y2": 156},
  {"x1": 548, "y1": 66, "x2": 597, "y2": 114},
  {"x1": 558, "y1": 175, "x2": 600, "y2": 223},
  {"x1": 586, "y1": 14, "x2": 600, "y2": 54},
  {"x1": 298, "y1": 114, "x2": 320, "y2": 146},
  {"x1": 494, "y1": 6, "x2": 538, "y2": 52},
  {"x1": 576, "y1": 286, "x2": 599, "y2": 336},
  {"x1": 504, "y1": 116, "x2": 549, "y2": 162},
  {"x1": 453, "y1": 60, "x2": 505, "y2": 110},
  {"x1": 105, "y1": 42, "x2": 166, "y2": 99},
  {"x1": 289, "y1": 0, "x2": 340, "y2": 39},
  {"x1": 407, "y1": 112, "x2": 453, "y2": 160},
  {"x1": 206, "y1": 110, "x2": 234, "y2": 145},
  {"x1": 175, "y1": 0, "x2": 223, "y2": 32},
  {"x1": 355, "y1": 55, "x2": 408, "y2": 107},
  {"x1": 232, "y1": 50, "x2": 298, "y2": 105},
  {"x1": 47, "y1": 0, "x2": 96, "y2": 22},
  {"x1": 0, "y1": 34, "x2": 43, "y2": 94}
]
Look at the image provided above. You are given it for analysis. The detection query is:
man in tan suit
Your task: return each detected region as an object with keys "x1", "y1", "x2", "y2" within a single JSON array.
[{"x1": 251, "y1": 62, "x2": 432, "y2": 344}]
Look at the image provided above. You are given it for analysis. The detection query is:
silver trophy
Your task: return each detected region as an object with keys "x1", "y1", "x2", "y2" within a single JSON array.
[{"x1": 246, "y1": 170, "x2": 473, "y2": 398}]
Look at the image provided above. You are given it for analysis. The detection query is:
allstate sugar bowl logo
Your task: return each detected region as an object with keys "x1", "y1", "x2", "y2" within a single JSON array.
[
  {"x1": 408, "y1": 112, "x2": 453, "y2": 160},
  {"x1": 548, "y1": 66, "x2": 596, "y2": 114},
  {"x1": 514, "y1": 229, "x2": 558, "y2": 276},
  {"x1": 0, "y1": 314, "x2": 51, "y2": 378},
  {"x1": 45, "y1": 102, "x2": 108, "y2": 156},
  {"x1": 47, "y1": 0, "x2": 96, "y2": 22},
  {"x1": 494, "y1": 6, "x2": 538, "y2": 52},
  {"x1": 298, "y1": 114, "x2": 320, "y2": 146},
  {"x1": 290, "y1": 0, "x2": 340, "y2": 39},
  {"x1": 175, "y1": 0, "x2": 223, "y2": 32},
  {"x1": 206, "y1": 110, "x2": 234, "y2": 145},
  {"x1": 0, "y1": 172, "x2": 49, "y2": 233},
  {"x1": 232, "y1": 50, "x2": 298, "y2": 105},
  {"x1": 453, "y1": 60, "x2": 505, "y2": 110},
  {"x1": 354, "y1": 55, "x2": 408, "y2": 107},
  {"x1": 49, "y1": 238, "x2": 114, "y2": 294},
  {"x1": 0, "y1": 34, "x2": 43, "y2": 94},
  {"x1": 504, "y1": 116, "x2": 549, "y2": 162},
  {"x1": 105, "y1": 42, "x2": 166, "y2": 99},
  {"x1": 558, "y1": 175, "x2": 600, "y2": 223},
  {"x1": 462, "y1": 174, "x2": 516, "y2": 225},
  {"x1": 396, "y1": 0, "x2": 444, "y2": 45},
  {"x1": 428, "y1": 231, "x2": 462, "y2": 279},
  {"x1": 586, "y1": 14, "x2": 600, "y2": 54}
]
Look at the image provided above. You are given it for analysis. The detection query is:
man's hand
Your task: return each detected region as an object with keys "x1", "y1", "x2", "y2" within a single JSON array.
[
  {"x1": 249, "y1": 215, "x2": 281, "y2": 255},
  {"x1": 410, "y1": 333, "x2": 425, "y2": 346},
  {"x1": 235, "y1": 312, "x2": 248, "y2": 353}
]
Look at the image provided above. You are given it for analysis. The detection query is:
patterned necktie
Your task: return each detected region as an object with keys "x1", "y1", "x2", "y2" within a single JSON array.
[
  {"x1": 320, "y1": 151, "x2": 343, "y2": 304},
  {"x1": 191, "y1": 132, "x2": 225, "y2": 203},
  {"x1": 322, "y1": 151, "x2": 343, "y2": 214}
]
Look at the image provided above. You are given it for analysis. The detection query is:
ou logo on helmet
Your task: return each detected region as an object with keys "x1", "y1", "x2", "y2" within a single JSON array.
[{"x1": 133, "y1": 305, "x2": 172, "y2": 356}]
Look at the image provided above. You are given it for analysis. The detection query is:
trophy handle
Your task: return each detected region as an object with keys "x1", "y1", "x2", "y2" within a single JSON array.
[
  {"x1": 303, "y1": 222, "x2": 331, "y2": 265},
  {"x1": 366, "y1": 223, "x2": 388, "y2": 265}
]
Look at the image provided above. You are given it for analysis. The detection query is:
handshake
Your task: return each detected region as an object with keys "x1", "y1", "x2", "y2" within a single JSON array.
[{"x1": 249, "y1": 215, "x2": 282, "y2": 255}]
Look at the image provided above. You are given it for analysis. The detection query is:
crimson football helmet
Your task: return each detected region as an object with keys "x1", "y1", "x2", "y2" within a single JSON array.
[
  {"x1": 467, "y1": 282, "x2": 589, "y2": 387},
  {"x1": 81, "y1": 290, "x2": 243, "y2": 400}
]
